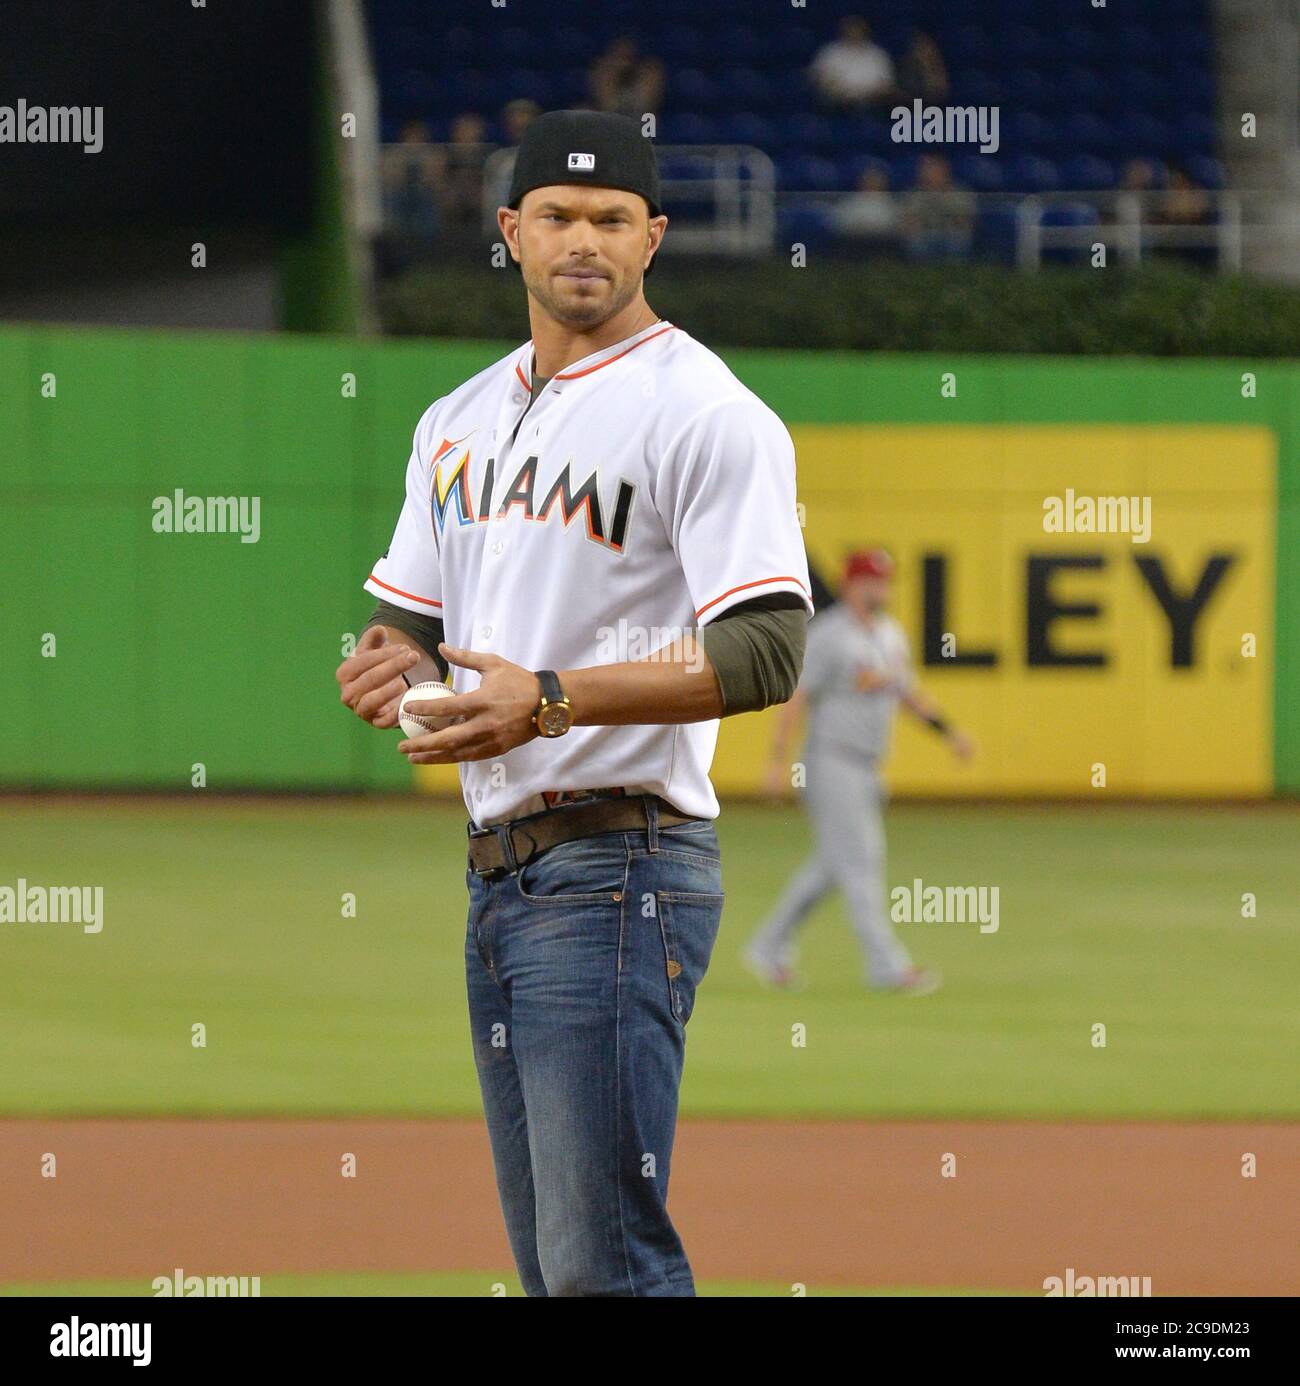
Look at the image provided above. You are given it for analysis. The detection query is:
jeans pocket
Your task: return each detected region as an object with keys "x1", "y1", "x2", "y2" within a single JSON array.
[
  {"x1": 655, "y1": 890, "x2": 725, "y2": 1025},
  {"x1": 516, "y1": 836, "x2": 629, "y2": 905}
]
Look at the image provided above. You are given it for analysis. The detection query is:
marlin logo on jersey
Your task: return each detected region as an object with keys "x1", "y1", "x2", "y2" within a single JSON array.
[{"x1": 430, "y1": 438, "x2": 636, "y2": 552}]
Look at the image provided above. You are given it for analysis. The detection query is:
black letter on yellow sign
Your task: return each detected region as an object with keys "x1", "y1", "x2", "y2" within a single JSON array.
[
  {"x1": 1134, "y1": 555, "x2": 1233, "y2": 668},
  {"x1": 922, "y1": 555, "x2": 998, "y2": 666},
  {"x1": 1026, "y1": 554, "x2": 1106, "y2": 667}
]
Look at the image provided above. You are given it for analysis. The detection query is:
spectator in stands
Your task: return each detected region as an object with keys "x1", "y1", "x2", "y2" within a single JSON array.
[
  {"x1": 831, "y1": 163, "x2": 900, "y2": 252},
  {"x1": 439, "y1": 112, "x2": 488, "y2": 225},
  {"x1": 1119, "y1": 157, "x2": 1161, "y2": 193},
  {"x1": 1155, "y1": 166, "x2": 1212, "y2": 226},
  {"x1": 501, "y1": 98, "x2": 541, "y2": 146},
  {"x1": 589, "y1": 37, "x2": 665, "y2": 120},
  {"x1": 809, "y1": 16, "x2": 895, "y2": 112},
  {"x1": 1151, "y1": 164, "x2": 1215, "y2": 266},
  {"x1": 894, "y1": 30, "x2": 949, "y2": 105},
  {"x1": 384, "y1": 118, "x2": 439, "y2": 242},
  {"x1": 898, "y1": 154, "x2": 974, "y2": 261}
]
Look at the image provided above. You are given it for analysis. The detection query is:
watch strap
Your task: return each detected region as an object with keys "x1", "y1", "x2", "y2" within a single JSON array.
[{"x1": 535, "y1": 669, "x2": 564, "y2": 706}]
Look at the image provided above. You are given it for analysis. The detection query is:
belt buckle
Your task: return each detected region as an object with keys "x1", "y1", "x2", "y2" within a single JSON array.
[{"x1": 468, "y1": 822, "x2": 510, "y2": 881}]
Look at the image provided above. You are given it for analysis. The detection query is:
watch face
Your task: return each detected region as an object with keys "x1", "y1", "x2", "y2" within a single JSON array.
[{"x1": 538, "y1": 701, "x2": 573, "y2": 737}]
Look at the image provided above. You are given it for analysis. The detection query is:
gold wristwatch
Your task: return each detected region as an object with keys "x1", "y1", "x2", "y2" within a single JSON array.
[{"x1": 532, "y1": 669, "x2": 573, "y2": 738}]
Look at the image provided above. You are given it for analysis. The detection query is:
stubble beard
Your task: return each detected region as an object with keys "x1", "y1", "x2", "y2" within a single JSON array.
[{"x1": 521, "y1": 253, "x2": 643, "y2": 329}]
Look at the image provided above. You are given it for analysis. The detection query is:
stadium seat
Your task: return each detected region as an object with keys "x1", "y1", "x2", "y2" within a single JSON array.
[
  {"x1": 658, "y1": 113, "x2": 720, "y2": 145},
  {"x1": 954, "y1": 69, "x2": 1009, "y2": 109},
  {"x1": 502, "y1": 69, "x2": 554, "y2": 108},
  {"x1": 1062, "y1": 112, "x2": 1121, "y2": 157},
  {"x1": 1168, "y1": 26, "x2": 1213, "y2": 65},
  {"x1": 786, "y1": 113, "x2": 833, "y2": 154},
  {"x1": 1002, "y1": 25, "x2": 1053, "y2": 67},
  {"x1": 717, "y1": 24, "x2": 763, "y2": 64},
  {"x1": 720, "y1": 112, "x2": 780, "y2": 152},
  {"x1": 953, "y1": 155, "x2": 1006, "y2": 193},
  {"x1": 1005, "y1": 155, "x2": 1061, "y2": 193},
  {"x1": 1170, "y1": 65, "x2": 1216, "y2": 110},
  {"x1": 555, "y1": 67, "x2": 589, "y2": 106},
  {"x1": 777, "y1": 201, "x2": 836, "y2": 251},
  {"x1": 1113, "y1": 25, "x2": 1160, "y2": 59},
  {"x1": 944, "y1": 25, "x2": 995, "y2": 66},
  {"x1": 1058, "y1": 155, "x2": 1117, "y2": 191},
  {"x1": 671, "y1": 69, "x2": 719, "y2": 111},
  {"x1": 718, "y1": 68, "x2": 775, "y2": 111},
  {"x1": 497, "y1": 26, "x2": 532, "y2": 62},
  {"x1": 777, "y1": 155, "x2": 842, "y2": 193},
  {"x1": 655, "y1": 25, "x2": 705, "y2": 66},
  {"x1": 1005, "y1": 112, "x2": 1061, "y2": 157},
  {"x1": 1182, "y1": 154, "x2": 1226, "y2": 190},
  {"x1": 1004, "y1": 68, "x2": 1054, "y2": 114},
  {"x1": 1115, "y1": 113, "x2": 1173, "y2": 156},
  {"x1": 552, "y1": 27, "x2": 597, "y2": 63},
  {"x1": 1059, "y1": 25, "x2": 1103, "y2": 65},
  {"x1": 1055, "y1": 66, "x2": 1111, "y2": 114},
  {"x1": 1169, "y1": 115, "x2": 1218, "y2": 157},
  {"x1": 1114, "y1": 69, "x2": 1173, "y2": 114},
  {"x1": 760, "y1": 24, "x2": 819, "y2": 65}
]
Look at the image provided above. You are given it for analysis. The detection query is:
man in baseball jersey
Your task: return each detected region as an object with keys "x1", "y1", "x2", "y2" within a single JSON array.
[
  {"x1": 333, "y1": 110, "x2": 812, "y2": 1296},
  {"x1": 744, "y1": 548, "x2": 972, "y2": 994}
]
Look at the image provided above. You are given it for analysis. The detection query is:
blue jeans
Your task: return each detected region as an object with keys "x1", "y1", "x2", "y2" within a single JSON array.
[{"x1": 464, "y1": 811, "x2": 724, "y2": 1297}]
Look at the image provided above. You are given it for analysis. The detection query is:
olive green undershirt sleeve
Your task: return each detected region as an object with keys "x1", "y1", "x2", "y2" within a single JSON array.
[
  {"x1": 364, "y1": 600, "x2": 449, "y2": 681},
  {"x1": 700, "y1": 592, "x2": 809, "y2": 714}
]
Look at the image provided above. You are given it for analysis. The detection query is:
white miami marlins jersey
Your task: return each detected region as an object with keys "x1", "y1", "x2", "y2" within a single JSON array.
[{"x1": 365, "y1": 318, "x2": 813, "y2": 826}]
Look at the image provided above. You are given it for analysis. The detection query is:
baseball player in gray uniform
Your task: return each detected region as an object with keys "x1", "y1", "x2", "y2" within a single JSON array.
[{"x1": 744, "y1": 548, "x2": 973, "y2": 994}]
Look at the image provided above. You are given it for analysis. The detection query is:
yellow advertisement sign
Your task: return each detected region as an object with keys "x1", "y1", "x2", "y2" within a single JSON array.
[{"x1": 715, "y1": 425, "x2": 1275, "y2": 797}]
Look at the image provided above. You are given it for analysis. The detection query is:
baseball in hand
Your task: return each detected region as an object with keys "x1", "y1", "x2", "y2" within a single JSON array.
[{"x1": 398, "y1": 681, "x2": 457, "y2": 738}]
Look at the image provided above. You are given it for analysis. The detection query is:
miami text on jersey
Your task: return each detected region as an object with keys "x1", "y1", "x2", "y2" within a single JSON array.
[{"x1": 430, "y1": 436, "x2": 637, "y2": 552}]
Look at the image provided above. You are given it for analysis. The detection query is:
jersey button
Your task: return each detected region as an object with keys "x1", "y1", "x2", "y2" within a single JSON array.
[
  {"x1": 491, "y1": 542, "x2": 503, "y2": 555},
  {"x1": 481, "y1": 625, "x2": 492, "y2": 639}
]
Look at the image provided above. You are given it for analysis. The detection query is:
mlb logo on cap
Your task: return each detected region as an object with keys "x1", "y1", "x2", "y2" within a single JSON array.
[{"x1": 567, "y1": 151, "x2": 595, "y2": 171}]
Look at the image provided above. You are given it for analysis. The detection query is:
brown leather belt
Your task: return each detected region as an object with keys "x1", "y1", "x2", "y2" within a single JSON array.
[{"x1": 467, "y1": 794, "x2": 697, "y2": 881}]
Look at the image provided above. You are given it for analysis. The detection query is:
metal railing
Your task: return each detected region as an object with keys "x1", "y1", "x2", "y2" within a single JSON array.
[
  {"x1": 1015, "y1": 191, "x2": 1244, "y2": 270},
  {"x1": 379, "y1": 144, "x2": 1273, "y2": 273}
]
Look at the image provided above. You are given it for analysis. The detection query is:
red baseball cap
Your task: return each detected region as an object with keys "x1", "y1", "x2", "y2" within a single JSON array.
[{"x1": 843, "y1": 548, "x2": 895, "y2": 581}]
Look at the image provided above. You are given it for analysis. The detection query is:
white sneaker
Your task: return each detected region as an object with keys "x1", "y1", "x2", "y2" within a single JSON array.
[
  {"x1": 742, "y1": 947, "x2": 803, "y2": 991},
  {"x1": 872, "y1": 966, "x2": 942, "y2": 996}
]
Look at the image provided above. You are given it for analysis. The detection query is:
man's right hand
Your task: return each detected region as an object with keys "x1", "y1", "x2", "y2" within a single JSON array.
[{"x1": 336, "y1": 625, "x2": 422, "y2": 729}]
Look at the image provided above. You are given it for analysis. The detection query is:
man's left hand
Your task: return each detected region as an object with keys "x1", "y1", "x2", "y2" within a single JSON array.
[{"x1": 397, "y1": 643, "x2": 542, "y2": 764}]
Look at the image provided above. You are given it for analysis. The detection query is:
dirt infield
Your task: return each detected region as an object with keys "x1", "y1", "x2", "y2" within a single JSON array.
[{"x1": 2, "y1": 1119, "x2": 1293, "y2": 1294}]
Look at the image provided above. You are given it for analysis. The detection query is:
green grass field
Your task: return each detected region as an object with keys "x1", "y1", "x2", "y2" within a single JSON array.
[{"x1": 1, "y1": 799, "x2": 1295, "y2": 1118}]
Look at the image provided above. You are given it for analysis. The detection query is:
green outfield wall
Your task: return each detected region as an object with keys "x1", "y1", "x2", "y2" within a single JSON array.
[{"x1": 1, "y1": 326, "x2": 1295, "y2": 794}]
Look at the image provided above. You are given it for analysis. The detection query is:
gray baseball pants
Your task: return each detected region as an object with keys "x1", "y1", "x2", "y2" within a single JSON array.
[{"x1": 749, "y1": 748, "x2": 912, "y2": 984}]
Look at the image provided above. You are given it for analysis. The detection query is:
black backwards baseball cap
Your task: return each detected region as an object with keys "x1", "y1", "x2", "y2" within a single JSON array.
[
  {"x1": 507, "y1": 109, "x2": 662, "y2": 216},
  {"x1": 506, "y1": 109, "x2": 663, "y2": 276}
]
